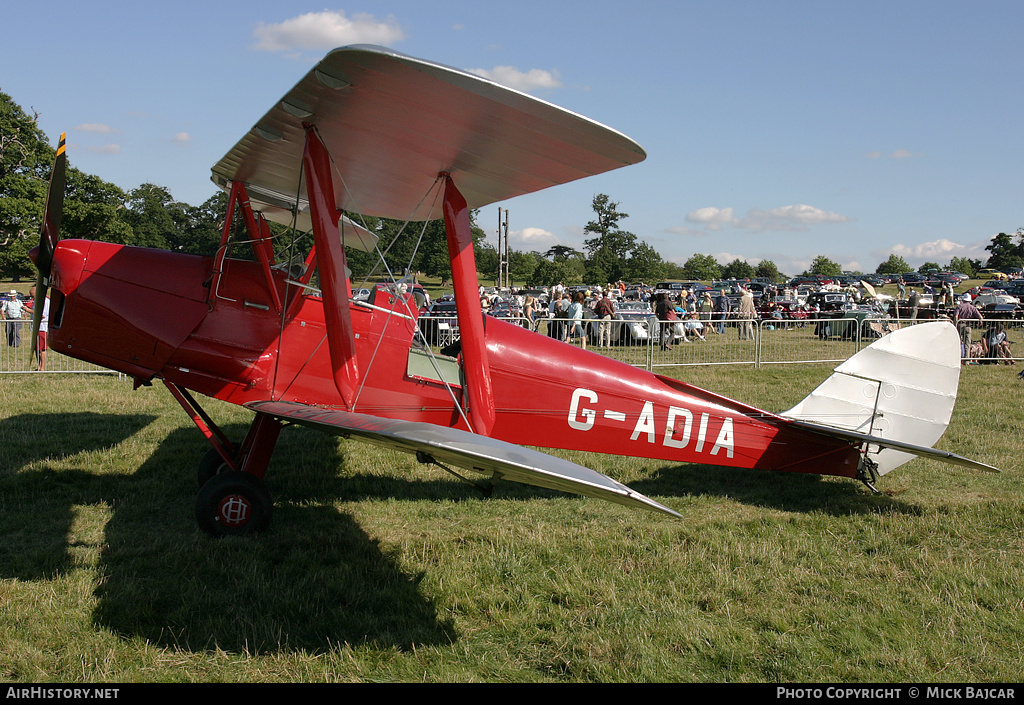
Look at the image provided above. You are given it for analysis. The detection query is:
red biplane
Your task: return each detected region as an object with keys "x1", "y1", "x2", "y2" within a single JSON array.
[{"x1": 30, "y1": 45, "x2": 995, "y2": 536}]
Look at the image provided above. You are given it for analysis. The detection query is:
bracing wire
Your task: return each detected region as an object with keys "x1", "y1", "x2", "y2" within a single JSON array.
[{"x1": 294, "y1": 128, "x2": 473, "y2": 429}]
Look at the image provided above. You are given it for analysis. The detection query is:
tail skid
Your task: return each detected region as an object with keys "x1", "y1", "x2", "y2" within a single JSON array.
[{"x1": 781, "y1": 322, "x2": 998, "y2": 478}]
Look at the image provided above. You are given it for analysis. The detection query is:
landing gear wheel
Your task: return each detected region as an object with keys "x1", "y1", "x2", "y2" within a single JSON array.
[
  {"x1": 197, "y1": 443, "x2": 237, "y2": 486},
  {"x1": 195, "y1": 471, "x2": 272, "y2": 537}
]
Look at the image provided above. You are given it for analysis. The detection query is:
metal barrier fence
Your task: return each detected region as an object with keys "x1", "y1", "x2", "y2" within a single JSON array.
[
  {"x1": 649, "y1": 316, "x2": 1023, "y2": 369},
  {"x1": 4, "y1": 314, "x2": 1019, "y2": 375},
  {"x1": 523, "y1": 314, "x2": 1023, "y2": 370},
  {"x1": 0, "y1": 319, "x2": 116, "y2": 374}
]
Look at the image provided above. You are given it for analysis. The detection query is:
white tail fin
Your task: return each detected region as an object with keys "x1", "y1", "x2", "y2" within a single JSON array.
[{"x1": 782, "y1": 321, "x2": 968, "y2": 476}]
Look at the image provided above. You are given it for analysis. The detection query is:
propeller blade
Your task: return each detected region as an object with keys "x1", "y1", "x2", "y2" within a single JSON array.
[
  {"x1": 31, "y1": 133, "x2": 66, "y2": 367},
  {"x1": 36, "y1": 132, "x2": 66, "y2": 275}
]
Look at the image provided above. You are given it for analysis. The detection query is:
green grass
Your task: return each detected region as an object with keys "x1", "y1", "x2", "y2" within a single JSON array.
[{"x1": 0, "y1": 365, "x2": 1022, "y2": 682}]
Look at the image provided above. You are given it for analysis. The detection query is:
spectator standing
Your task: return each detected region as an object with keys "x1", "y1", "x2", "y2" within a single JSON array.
[
  {"x1": 713, "y1": 290, "x2": 732, "y2": 334},
  {"x1": 523, "y1": 295, "x2": 537, "y2": 330},
  {"x1": 594, "y1": 291, "x2": 616, "y2": 347},
  {"x1": 908, "y1": 289, "x2": 920, "y2": 319},
  {"x1": 737, "y1": 288, "x2": 756, "y2": 340},
  {"x1": 655, "y1": 293, "x2": 679, "y2": 349},
  {"x1": 1, "y1": 290, "x2": 24, "y2": 348},
  {"x1": 699, "y1": 292, "x2": 713, "y2": 321},
  {"x1": 567, "y1": 291, "x2": 588, "y2": 350},
  {"x1": 954, "y1": 294, "x2": 983, "y2": 363}
]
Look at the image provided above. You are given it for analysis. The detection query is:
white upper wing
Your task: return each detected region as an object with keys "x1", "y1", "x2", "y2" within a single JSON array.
[{"x1": 211, "y1": 45, "x2": 646, "y2": 223}]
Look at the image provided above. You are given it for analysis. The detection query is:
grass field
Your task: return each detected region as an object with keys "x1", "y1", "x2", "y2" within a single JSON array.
[{"x1": 0, "y1": 364, "x2": 1021, "y2": 683}]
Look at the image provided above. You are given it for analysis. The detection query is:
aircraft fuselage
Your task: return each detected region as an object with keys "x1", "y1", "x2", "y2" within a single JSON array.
[{"x1": 46, "y1": 238, "x2": 860, "y2": 478}]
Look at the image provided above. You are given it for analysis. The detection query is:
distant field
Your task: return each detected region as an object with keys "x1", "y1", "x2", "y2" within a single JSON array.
[{"x1": 0, "y1": 363, "x2": 1020, "y2": 683}]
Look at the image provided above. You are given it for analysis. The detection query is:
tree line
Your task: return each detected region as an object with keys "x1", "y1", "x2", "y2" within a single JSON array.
[{"x1": 3, "y1": 90, "x2": 1019, "y2": 286}]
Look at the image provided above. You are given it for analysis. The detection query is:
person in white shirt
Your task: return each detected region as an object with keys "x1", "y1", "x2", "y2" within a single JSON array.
[{"x1": 1, "y1": 290, "x2": 25, "y2": 348}]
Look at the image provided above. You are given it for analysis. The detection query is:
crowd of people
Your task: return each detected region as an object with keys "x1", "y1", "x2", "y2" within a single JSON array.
[
  {"x1": 468, "y1": 278, "x2": 1019, "y2": 365},
  {"x1": 475, "y1": 280, "x2": 762, "y2": 350}
]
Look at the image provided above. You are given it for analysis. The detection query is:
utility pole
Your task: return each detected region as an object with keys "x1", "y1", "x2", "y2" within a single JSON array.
[{"x1": 497, "y1": 208, "x2": 510, "y2": 288}]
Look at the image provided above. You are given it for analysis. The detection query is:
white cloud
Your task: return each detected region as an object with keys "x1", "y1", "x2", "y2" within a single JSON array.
[
  {"x1": 711, "y1": 252, "x2": 750, "y2": 264},
  {"x1": 681, "y1": 204, "x2": 850, "y2": 233},
  {"x1": 468, "y1": 66, "x2": 562, "y2": 93},
  {"x1": 685, "y1": 207, "x2": 736, "y2": 231},
  {"x1": 509, "y1": 226, "x2": 559, "y2": 251},
  {"x1": 739, "y1": 204, "x2": 850, "y2": 231},
  {"x1": 173, "y1": 132, "x2": 191, "y2": 145},
  {"x1": 252, "y1": 11, "x2": 405, "y2": 52},
  {"x1": 878, "y1": 238, "x2": 989, "y2": 265},
  {"x1": 75, "y1": 123, "x2": 119, "y2": 134}
]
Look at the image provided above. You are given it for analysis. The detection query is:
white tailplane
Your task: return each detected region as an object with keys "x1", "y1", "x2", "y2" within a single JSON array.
[{"x1": 781, "y1": 321, "x2": 997, "y2": 478}]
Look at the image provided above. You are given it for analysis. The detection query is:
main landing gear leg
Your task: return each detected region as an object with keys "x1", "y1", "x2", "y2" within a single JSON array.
[
  {"x1": 163, "y1": 384, "x2": 283, "y2": 537},
  {"x1": 194, "y1": 413, "x2": 282, "y2": 537}
]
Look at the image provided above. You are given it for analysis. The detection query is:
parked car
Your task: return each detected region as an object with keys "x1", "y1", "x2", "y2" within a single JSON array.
[
  {"x1": 610, "y1": 300, "x2": 658, "y2": 345},
  {"x1": 973, "y1": 292, "x2": 1020, "y2": 307},
  {"x1": 805, "y1": 291, "x2": 852, "y2": 311},
  {"x1": 486, "y1": 300, "x2": 522, "y2": 321}
]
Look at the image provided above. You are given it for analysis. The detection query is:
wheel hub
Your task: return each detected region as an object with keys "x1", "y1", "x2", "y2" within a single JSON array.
[{"x1": 217, "y1": 494, "x2": 252, "y2": 527}]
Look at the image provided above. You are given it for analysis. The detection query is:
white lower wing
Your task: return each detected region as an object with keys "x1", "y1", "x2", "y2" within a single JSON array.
[{"x1": 246, "y1": 401, "x2": 681, "y2": 518}]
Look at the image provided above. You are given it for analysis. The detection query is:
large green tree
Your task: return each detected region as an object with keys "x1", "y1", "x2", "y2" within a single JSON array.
[
  {"x1": 172, "y1": 191, "x2": 228, "y2": 256},
  {"x1": 984, "y1": 230, "x2": 1024, "y2": 270},
  {"x1": 545, "y1": 244, "x2": 582, "y2": 262},
  {"x1": 622, "y1": 241, "x2": 665, "y2": 283},
  {"x1": 875, "y1": 253, "x2": 910, "y2": 275},
  {"x1": 124, "y1": 184, "x2": 189, "y2": 250},
  {"x1": 754, "y1": 259, "x2": 783, "y2": 283},
  {"x1": 582, "y1": 194, "x2": 637, "y2": 283},
  {"x1": 721, "y1": 258, "x2": 755, "y2": 280},
  {"x1": 804, "y1": 255, "x2": 843, "y2": 277},
  {"x1": 681, "y1": 253, "x2": 721, "y2": 281},
  {"x1": 0, "y1": 91, "x2": 56, "y2": 279},
  {"x1": 947, "y1": 256, "x2": 977, "y2": 278},
  {"x1": 532, "y1": 253, "x2": 586, "y2": 287}
]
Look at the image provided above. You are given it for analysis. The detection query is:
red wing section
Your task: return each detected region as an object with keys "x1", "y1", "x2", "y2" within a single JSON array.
[{"x1": 246, "y1": 400, "x2": 682, "y2": 518}]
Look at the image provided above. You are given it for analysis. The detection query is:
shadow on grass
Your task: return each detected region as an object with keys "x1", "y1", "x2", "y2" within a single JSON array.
[
  {"x1": 632, "y1": 462, "x2": 924, "y2": 517},
  {"x1": 94, "y1": 423, "x2": 457, "y2": 653},
  {"x1": 0, "y1": 409, "x2": 919, "y2": 655},
  {"x1": 0, "y1": 412, "x2": 157, "y2": 479},
  {"x1": 0, "y1": 412, "x2": 157, "y2": 579},
  {"x1": 1, "y1": 415, "x2": 457, "y2": 654}
]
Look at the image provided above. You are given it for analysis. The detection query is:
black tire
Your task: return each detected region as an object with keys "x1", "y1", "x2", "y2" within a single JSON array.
[
  {"x1": 197, "y1": 443, "x2": 235, "y2": 486},
  {"x1": 195, "y1": 471, "x2": 272, "y2": 537}
]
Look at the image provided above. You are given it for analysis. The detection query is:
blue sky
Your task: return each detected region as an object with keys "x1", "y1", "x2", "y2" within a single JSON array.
[{"x1": 5, "y1": 1, "x2": 1021, "y2": 275}]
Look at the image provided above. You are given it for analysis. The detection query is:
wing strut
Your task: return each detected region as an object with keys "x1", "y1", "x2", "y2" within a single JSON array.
[
  {"x1": 442, "y1": 175, "x2": 495, "y2": 436},
  {"x1": 302, "y1": 125, "x2": 360, "y2": 407}
]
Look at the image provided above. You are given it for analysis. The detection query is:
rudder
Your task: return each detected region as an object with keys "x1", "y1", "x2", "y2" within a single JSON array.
[{"x1": 781, "y1": 321, "x2": 962, "y2": 476}]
